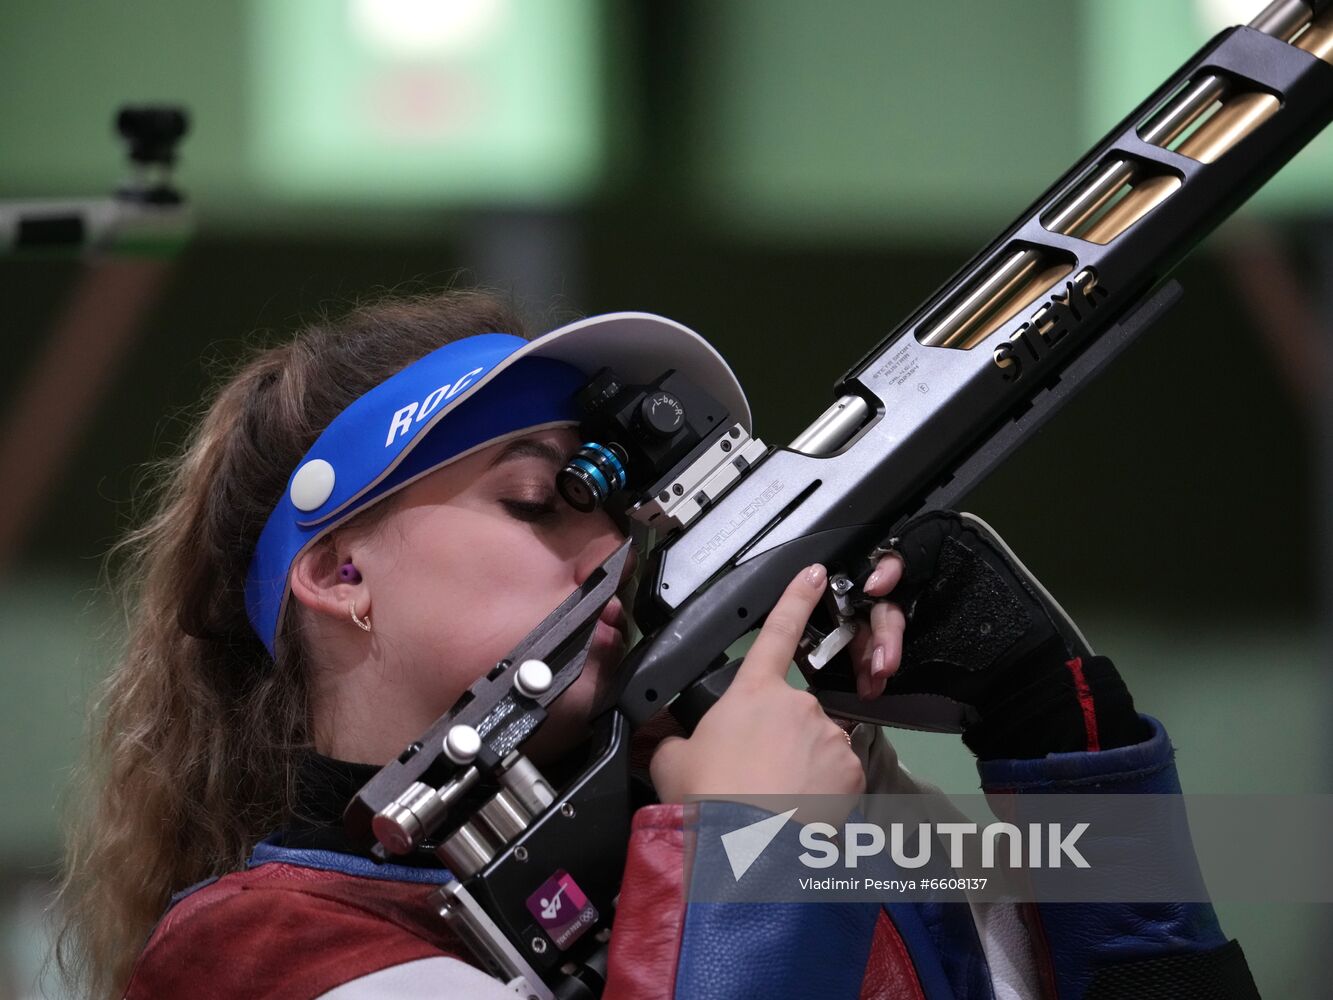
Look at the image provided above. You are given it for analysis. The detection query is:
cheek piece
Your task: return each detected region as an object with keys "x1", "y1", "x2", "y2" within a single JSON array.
[{"x1": 338, "y1": 562, "x2": 363, "y2": 584}]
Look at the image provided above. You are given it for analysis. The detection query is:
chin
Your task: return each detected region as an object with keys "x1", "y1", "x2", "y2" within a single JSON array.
[
  {"x1": 559, "y1": 641, "x2": 622, "y2": 720},
  {"x1": 524, "y1": 638, "x2": 626, "y2": 763}
]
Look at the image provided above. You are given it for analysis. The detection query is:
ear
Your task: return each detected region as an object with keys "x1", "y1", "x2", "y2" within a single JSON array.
[{"x1": 290, "y1": 537, "x2": 370, "y2": 625}]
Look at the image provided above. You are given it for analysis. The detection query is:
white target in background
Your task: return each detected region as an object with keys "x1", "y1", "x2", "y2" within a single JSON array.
[{"x1": 348, "y1": 0, "x2": 510, "y2": 57}]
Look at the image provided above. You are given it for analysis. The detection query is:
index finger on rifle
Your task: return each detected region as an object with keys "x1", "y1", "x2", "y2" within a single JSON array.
[{"x1": 735, "y1": 564, "x2": 827, "y2": 685}]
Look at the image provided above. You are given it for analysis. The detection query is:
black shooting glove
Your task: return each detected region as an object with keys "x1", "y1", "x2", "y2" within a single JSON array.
[{"x1": 877, "y1": 510, "x2": 1147, "y2": 760}]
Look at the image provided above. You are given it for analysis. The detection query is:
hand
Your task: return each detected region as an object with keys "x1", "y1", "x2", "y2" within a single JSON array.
[
  {"x1": 649, "y1": 564, "x2": 866, "y2": 804},
  {"x1": 846, "y1": 552, "x2": 907, "y2": 702}
]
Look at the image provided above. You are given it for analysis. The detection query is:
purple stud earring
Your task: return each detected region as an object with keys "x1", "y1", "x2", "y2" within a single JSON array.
[{"x1": 338, "y1": 562, "x2": 363, "y2": 584}]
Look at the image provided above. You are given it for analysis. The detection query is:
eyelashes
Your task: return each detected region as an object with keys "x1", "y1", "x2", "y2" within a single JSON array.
[{"x1": 500, "y1": 496, "x2": 559, "y2": 523}]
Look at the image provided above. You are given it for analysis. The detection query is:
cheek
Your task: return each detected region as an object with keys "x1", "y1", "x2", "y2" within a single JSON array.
[{"x1": 374, "y1": 509, "x2": 575, "y2": 687}]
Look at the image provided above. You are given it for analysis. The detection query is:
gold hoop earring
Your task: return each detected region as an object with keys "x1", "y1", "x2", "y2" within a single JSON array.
[{"x1": 350, "y1": 603, "x2": 372, "y2": 633}]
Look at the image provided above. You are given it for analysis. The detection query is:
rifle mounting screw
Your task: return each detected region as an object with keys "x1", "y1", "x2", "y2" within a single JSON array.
[
  {"x1": 560, "y1": 803, "x2": 576, "y2": 819},
  {"x1": 830, "y1": 575, "x2": 854, "y2": 596},
  {"x1": 515, "y1": 658, "x2": 553, "y2": 697},
  {"x1": 514, "y1": 846, "x2": 529, "y2": 862},
  {"x1": 531, "y1": 937, "x2": 548, "y2": 955},
  {"x1": 444, "y1": 724, "x2": 482, "y2": 764}
]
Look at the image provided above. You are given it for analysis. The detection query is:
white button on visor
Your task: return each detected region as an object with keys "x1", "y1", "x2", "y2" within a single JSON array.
[{"x1": 289, "y1": 459, "x2": 337, "y2": 512}]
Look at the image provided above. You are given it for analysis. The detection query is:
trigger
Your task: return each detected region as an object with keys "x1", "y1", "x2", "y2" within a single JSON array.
[
  {"x1": 797, "y1": 572, "x2": 861, "y2": 673},
  {"x1": 799, "y1": 620, "x2": 860, "y2": 671}
]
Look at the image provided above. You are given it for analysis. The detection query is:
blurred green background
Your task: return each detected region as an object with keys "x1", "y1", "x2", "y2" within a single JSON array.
[{"x1": 1, "y1": 0, "x2": 1330, "y2": 997}]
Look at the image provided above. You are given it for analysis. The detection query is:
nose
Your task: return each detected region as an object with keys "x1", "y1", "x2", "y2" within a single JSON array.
[{"x1": 574, "y1": 517, "x2": 636, "y2": 590}]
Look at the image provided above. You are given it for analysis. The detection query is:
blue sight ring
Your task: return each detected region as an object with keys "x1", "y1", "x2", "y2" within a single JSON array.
[
  {"x1": 572, "y1": 456, "x2": 610, "y2": 496},
  {"x1": 557, "y1": 441, "x2": 629, "y2": 512},
  {"x1": 583, "y1": 442, "x2": 627, "y2": 490}
]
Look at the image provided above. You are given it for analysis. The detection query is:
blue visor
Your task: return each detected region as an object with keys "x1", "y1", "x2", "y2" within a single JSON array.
[{"x1": 244, "y1": 333, "x2": 585, "y2": 654}]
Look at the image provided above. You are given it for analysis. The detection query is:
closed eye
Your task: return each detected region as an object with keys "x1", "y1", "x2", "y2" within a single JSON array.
[{"x1": 501, "y1": 498, "x2": 559, "y2": 523}]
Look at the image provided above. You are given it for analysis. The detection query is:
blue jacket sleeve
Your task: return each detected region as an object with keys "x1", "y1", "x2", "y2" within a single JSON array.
[
  {"x1": 976, "y1": 714, "x2": 1255, "y2": 1000},
  {"x1": 604, "y1": 801, "x2": 884, "y2": 1000},
  {"x1": 673, "y1": 801, "x2": 881, "y2": 1000}
]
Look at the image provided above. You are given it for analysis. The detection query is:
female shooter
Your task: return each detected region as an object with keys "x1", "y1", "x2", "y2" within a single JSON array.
[{"x1": 59, "y1": 291, "x2": 1257, "y2": 999}]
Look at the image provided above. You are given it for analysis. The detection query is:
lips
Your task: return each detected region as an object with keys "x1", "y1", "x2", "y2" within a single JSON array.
[{"x1": 595, "y1": 596, "x2": 629, "y2": 646}]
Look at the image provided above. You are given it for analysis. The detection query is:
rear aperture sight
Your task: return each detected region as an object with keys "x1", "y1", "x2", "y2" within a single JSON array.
[{"x1": 556, "y1": 367, "x2": 730, "y2": 517}]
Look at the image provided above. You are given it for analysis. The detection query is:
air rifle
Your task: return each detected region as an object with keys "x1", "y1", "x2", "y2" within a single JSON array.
[{"x1": 348, "y1": 3, "x2": 1333, "y2": 996}]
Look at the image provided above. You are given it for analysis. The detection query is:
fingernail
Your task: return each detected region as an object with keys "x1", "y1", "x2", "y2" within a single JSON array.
[
  {"x1": 864, "y1": 569, "x2": 883, "y2": 592},
  {"x1": 805, "y1": 563, "x2": 826, "y2": 587},
  {"x1": 871, "y1": 645, "x2": 886, "y2": 678}
]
